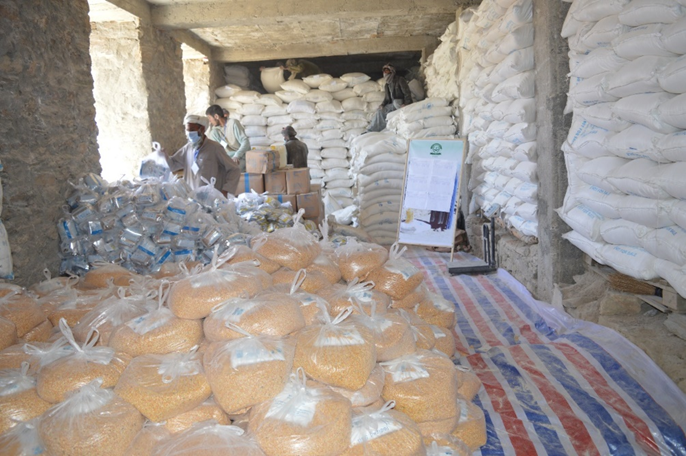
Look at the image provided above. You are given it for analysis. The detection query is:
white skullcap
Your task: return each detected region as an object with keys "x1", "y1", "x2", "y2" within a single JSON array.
[{"x1": 183, "y1": 114, "x2": 208, "y2": 128}]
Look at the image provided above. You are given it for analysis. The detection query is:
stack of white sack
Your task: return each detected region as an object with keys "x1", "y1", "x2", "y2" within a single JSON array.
[
  {"x1": 456, "y1": 0, "x2": 538, "y2": 239},
  {"x1": 424, "y1": 22, "x2": 461, "y2": 100},
  {"x1": 386, "y1": 97, "x2": 458, "y2": 140},
  {"x1": 213, "y1": 73, "x2": 382, "y2": 216},
  {"x1": 224, "y1": 65, "x2": 252, "y2": 89},
  {"x1": 558, "y1": 0, "x2": 686, "y2": 297},
  {"x1": 349, "y1": 132, "x2": 409, "y2": 244}
]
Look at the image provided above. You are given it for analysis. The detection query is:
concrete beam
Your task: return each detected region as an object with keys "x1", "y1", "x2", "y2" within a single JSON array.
[
  {"x1": 170, "y1": 30, "x2": 213, "y2": 59},
  {"x1": 212, "y1": 36, "x2": 440, "y2": 62},
  {"x1": 102, "y1": 0, "x2": 151, "y2": 23},
  {"x1": 152, "y1": 0, "x2": 460, "y2": 29}
]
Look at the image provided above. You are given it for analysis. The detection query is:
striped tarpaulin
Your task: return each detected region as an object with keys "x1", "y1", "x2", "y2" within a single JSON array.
[{"x1": 405, "y1": 247, "x2": 686, "y2": 456}]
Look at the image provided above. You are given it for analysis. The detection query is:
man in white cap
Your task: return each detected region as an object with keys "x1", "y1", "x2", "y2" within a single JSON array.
[{"x1": 165, "y1": 114, "x2": 241, "y2": 196}]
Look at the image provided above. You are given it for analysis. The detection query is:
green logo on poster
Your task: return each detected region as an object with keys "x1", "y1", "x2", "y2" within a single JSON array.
[{"x1": 430, "y1": 143, "x2": 442, "y2": 155}]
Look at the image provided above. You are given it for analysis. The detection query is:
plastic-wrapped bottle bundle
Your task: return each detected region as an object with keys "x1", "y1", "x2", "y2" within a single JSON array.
[{"x1": 57, "y1": 175, "x2": 259, "y2": 276}]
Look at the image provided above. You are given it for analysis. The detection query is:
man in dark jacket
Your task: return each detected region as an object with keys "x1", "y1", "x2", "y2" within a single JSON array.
[
  {"x1": 366, "y1": 64, "x2": 413, "y2": 132},
  {"x1": 281, "y1": 126, "x2": 309, "y2": 168}
]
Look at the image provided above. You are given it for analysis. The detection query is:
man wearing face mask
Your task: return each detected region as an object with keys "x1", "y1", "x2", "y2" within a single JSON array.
[
  {"x1": 165, "y1": 114, "x2": 241, "y2": 196},
  {"x1": 365, "y1": 63, "x2": 413, "y2": 133},
  {"x1": 205, "y1": 104, "x2": 251, "y2": 171}
]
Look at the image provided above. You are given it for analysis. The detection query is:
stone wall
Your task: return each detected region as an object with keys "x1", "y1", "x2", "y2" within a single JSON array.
[
  {"x1": 140, "y1": 23, "x2": 186, "y2": 154},
  {"x1": 209, "y1": 60, "x2": 226, "y2": 104},
  {"x1": 91, "y1": 20, "x2": 151, "y2": 182},
  {"x1": 183, "y1": 58, "x2": 211, "y2": 116},
  {"x1": 0, "y1": 0, "x2": 100, "y2": 286}
]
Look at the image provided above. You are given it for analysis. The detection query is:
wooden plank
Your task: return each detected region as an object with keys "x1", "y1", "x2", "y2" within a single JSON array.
[{"x1": 637, "y1": 295, "x2": 668, "y2": 313}]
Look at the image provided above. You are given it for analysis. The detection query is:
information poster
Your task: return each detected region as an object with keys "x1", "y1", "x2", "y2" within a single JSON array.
[{"x1": 397, "y1": 139, "x2": 465, "y2": 248}]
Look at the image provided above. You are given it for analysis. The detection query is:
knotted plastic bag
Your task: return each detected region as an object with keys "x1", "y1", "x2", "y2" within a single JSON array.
[
  {"x1": 37, "y1": 319, "x2": 130, "y2": 403},
  {"x1": 0, "y1": 418, "x2": 47, "y2": 456},
  {"x1": 168, "y1": 247, "x2": 266, "y2": 319},
  {"x1": 204, "y1": 325, "x2": 295, "y2": 414},
  {"x1": 336, "y1": 239, "x2": 389, "y2": 282},
  {"x1": 415, "y1": 290, "x2": 457, "y2": 329},
  {"x1": 115, "y1": 349, "x2": 211, "y2": 422},
  {"x1": 341, "y1": 400, "x2": 425, "y2": 456},
  {"x1": 0, "y1": 362, "x2": 51, "y2": 434},
  {"x1": 249, "y1": 368, "x2": 352, "y2": 456},
  {"x1": 380, "y1": 349, "x2": 459, "y2": 424},
  {"x1": 352, "y1": 300, "x2": 416, "y2": 362},
  {"x1": 153, "y1": 421, "x2": 265, "y2": 456},
  {"x1": 293, "y1": 307, "x2": 376, "y2": 390},
  {"x1": 253, "y1": 210, "x2": 322, "y2": 270},
  {"x1": 272, "y1": 269, "x2": 331, "y2": 325},
  {"x1": 203, "y1": 292, "x2": 304, "y2": 342},
  {"x1": 367, "y1": 243, "x2": 424, "y2": 300},
  {"x1": 317, "y1": 278, "x2": 391, "y2": 317},
  {"x1": 39, "y1": 380, "x2": 144, "y2": 456},
  {"x1": 109, "y1": 282, "x2": 204, "y2": 356}
]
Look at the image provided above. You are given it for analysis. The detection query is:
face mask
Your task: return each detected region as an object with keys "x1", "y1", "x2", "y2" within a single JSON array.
[{"x1": 186, "y1": 130, "x2": 201, "y2": 145}]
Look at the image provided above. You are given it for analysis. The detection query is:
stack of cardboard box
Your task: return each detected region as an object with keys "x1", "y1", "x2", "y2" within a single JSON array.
[{"x1": 238, "y1": 147, "x2": 323, "y2": 222}]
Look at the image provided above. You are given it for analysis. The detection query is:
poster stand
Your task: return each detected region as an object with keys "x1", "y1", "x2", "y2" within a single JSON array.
[{"x1": 396, "y1": 138, "x2": 466, "y2": 262}]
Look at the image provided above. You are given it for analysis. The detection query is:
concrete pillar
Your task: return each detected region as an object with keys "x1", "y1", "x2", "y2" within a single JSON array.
[
  {"x1": 139, "y1": 22, "x2": 187, "y2": 153},
  {"x1": 91, "y1": 21, "x2": 152, "y2": 182},
  {"x1": 533, "y1": 0, "x2": 584, "y2": 301},
  {"x1": 0, "y1": 0, "x2": 100, "y2": 285}
]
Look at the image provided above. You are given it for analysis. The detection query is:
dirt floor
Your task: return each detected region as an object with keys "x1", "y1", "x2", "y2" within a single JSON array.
[{"x1": 556, "y1": 271, "x2": 686, "y2": 395}]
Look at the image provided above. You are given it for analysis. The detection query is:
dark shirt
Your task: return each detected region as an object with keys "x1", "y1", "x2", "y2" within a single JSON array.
[
  {"x1": 284, "y1": 138, "x2": 309, "y2": 169},
  {"x1": 382, "y1": 76, "x2": 413, "y2": 106}
]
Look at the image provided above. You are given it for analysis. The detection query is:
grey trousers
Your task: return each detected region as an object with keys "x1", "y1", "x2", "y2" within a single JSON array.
[{"x1": 366, "y1": 100, "x2": 403, "y2": 132}]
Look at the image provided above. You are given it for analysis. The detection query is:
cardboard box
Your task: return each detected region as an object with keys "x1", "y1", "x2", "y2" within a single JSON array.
[
  {"x1": 286, "y1": 168, "x2": 311, "y2": 195},
  {"x1": 270, "y1": 145, "x2": 288, "y2": 169},
  {"x1": 237, "y1": 173, "x2": 264, "y2": 194},
  {"x1": 246, "y1": 149, "x2": 280, "y2": 174},
  {"x1": 273, "y1": 194, "x2": 297, "y2": 209},
  {"x1": 264, "y1": 170, "x2": 288, "y2": 194},
  {"x1": 296, "y1": 191, "x2": 321, "y2": 220}
]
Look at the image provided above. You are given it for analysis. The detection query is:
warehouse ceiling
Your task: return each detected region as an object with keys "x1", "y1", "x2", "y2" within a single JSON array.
[{"x1": 88, "y1": 0, "x2": 479, "y2": 62}]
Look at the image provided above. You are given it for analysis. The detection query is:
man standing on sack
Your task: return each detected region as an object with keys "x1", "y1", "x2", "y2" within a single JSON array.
[
  {"x1": 205, "y1": 104, "x2": 251, "y2": 171},
  {"x1": 164, "y1": 114, "x2": 241, "y2": 196},
  {"x1": 281, "y1": 126, "x2": 309, "y2": 168},
  {"x1": 366, "y1": 64, "x2": 413, "y2": 133}
]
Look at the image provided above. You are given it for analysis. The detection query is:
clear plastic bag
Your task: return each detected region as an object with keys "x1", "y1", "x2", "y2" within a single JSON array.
[
  {"x1": 331, "y1": 364, "x2": 385, "y2": 408},
  {"x1": 72, "y1": 287, "x2": 157, "y2": 345},
  {"x1": 203, "y1": 328, "x2": 295, "y2": 414},
  {"x1": 43, "y1": 288, "x2": 100, "y2": 327},
  {"x1": 39, "y1": 380, "x2": 144, "y2": 456},
  {"x1": 164, "y1": 398, "x2": 230, "y2": 434},
  {"x1": 126, "y1": 422, "x2": 172, "y2": 456},
  {"x1": 0, "y1": 292, "x2": 47, "y2": 339},
  {"x1": 391, "y1": 283, "x2": 429, "y2": 310},
  {"x1": 30, "y1": 268, "x2": 79, "y2": 297},
  {"x1": 431, "y1": 325, "x2": 457, "y2": 359},
  {"x1": 153, "y1": 421, "x2": 265, "y2": 456},
  {"x1": 139, "y1": 142, "x2": 171, "y2": 180},
  {"x1": 204, "y1": 292, "x2": 305, "y2": 342},
  {"x1": 249, "y1": 368, "x2": 352, "y2": 456},
  {"x1": 380, "y1": 350, "x2": 459, "y2": 424},
  {"x1": 355, "y1": 304, "x2": 416, "y2": 363},
  {"x1": 0, "y1": 315, "x2": 17, "y2": 351},
  {"x1": 424, "y1": 437, "x2": 471, "y2": 456},
  {"x1": 168, "y1": 249, "x2": 266, "y2": 320},
  {"x1": 115, "y1": 350, "x2": 211, "y2": 422},
  {"x1": 415, "y1": 291, "x2": 457, "y2": 329},
  {"x1": 108, "y1": 282, "x2": 204, "y2": 356},
  {"x1": 336, "y1": 240, "x2": 389, "y2": 282},
  {"x1": 455, "y1": 365, "x2": 482, "y2": 402},
  {"x1": 0, "y1": 362, "x2": 51, "y2": 435},
  {"x1": 342, "y1": 400, "x2": 425, "y2": 456},
  {"x1": 306, "y1": 252, "x2": 342, "y2": 284},
  {"x1": 367, "y1": 243, "x2": 424, "y2": 300},
  {"x1": 317, "y1": 279, "x2": 391, "y2": 318},
  {"x1": 293, "y1": 307, "x2": 377, "y2": 390},
  {"x1": 80, "y1": 263, "x2": 138, "y2": 289},
  {"x1": 36, "y1": 319, "x2": 130, "y2": 403},
  {"x1": 451, "y1": 396, "x2": 487, "y2": 452},
  {"x1": 253, "y1": 210, "x2": 322, "y2": 270},
  {"x1": 272, "y1": 268, "x2": 330, "y2": 294},
  {"x1": 0, "y1": 418, "x2": 47, "y2": 456},
  {"x1": 399, "y1": 309, "x2": 436, "y2": 350},
  {"x1": 223, "y1": 244, "x2": 280, "y2": 274}
]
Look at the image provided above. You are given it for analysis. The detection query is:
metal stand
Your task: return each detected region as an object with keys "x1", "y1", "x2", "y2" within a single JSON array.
[{"x1": 447, "y1": 218, "x2": 497, "y2": 275}]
